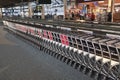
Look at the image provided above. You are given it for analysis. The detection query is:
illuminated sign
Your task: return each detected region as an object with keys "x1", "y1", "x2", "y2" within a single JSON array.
[
  {"x1": 76, "y1": 0, "x2": 104, "y2": 3},
  {"x1": 84, "y1": 0, "x2": 91, "y2": 1}
]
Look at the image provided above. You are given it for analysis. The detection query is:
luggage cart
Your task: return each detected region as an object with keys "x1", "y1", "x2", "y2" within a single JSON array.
[
  {"x1": 95, "y1": 56, "x2": 102, "y2": 71},
  {"x1": 110, "y1": 61, "x2": 119, "y2": 79},
  {"x1": 106, "y1": 40, "x2": 119, "y2": 61},
  {"x1": 102, "y1": 58, "x2": 111, "y2": 76}
]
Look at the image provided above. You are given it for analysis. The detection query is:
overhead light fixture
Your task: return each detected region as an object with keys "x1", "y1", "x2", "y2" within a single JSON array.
[{"x1": 98, "y1": 1, "x2": 104, "y2": 3}]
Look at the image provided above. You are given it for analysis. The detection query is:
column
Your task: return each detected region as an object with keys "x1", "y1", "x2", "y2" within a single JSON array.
[
  {"x1": 108, "y1": 0, "x2": 114, "y2": 22},
  {"x1": 64, "y1": 0, "x2": 67, "y2": 19},
  {"x1": 28, "y1": 2, "x2": 33, "y2": 18},
  {"x1": 111, "y1": 0, "x2": 114, "y2": 22},
  {"x1": 41, "y1": 4, "x2": 45, "y2": 19},
  {"x1": 108, "y1": 0, "x2": 112, "y2": 12},
  {"x1": 0, "y1": 8, "x2": 2, "y2": 18}
]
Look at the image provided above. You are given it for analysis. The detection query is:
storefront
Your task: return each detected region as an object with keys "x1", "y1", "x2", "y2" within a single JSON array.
[
  {"x1": 76, "y1": 0, "x2": 120, "y2": 22},
  {"x1": 98, "y1": 0, "x2": 120, "y2": 22}
]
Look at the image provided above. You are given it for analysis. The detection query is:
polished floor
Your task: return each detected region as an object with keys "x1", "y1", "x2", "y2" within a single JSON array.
[{"x1": 0, "y1": 25, "x2": 93, "y2": 80}]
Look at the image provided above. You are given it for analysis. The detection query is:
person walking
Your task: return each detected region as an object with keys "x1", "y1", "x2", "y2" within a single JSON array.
[
  {"x1": 71, "y1": 12, "x2": 75, "y2": 20},
  {"x1": 96, "y1": 12, "x2": 101, "y2": 22},
  {"x1": 91, "y1": 12, "x2": 95, "y2": 21},
  {"x1": 107, "y1": 12, "x2": 112, "y2": 22}
]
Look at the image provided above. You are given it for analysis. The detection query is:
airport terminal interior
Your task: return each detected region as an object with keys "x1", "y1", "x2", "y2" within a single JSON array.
[{"x1": 0, "y1": 0, "x2": 120, "y2": 80}]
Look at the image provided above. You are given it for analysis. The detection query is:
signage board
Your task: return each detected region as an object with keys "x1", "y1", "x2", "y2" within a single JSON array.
[
  {"x1": 76, "y1": 0, "x2": 104, "y2": 3},
  {"x1": 38, "y1": 0, "x2": 51, "y2": 4}
]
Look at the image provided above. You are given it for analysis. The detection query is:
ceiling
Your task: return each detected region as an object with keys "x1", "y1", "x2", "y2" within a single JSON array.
[{"x1": 0, "y1": 0, "x2": 35, "y2": 8}]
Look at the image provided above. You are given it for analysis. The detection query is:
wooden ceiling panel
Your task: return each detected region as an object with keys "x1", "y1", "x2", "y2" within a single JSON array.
[{"x1": 0, "y1": 0, "x2": 34, "y2": 7}]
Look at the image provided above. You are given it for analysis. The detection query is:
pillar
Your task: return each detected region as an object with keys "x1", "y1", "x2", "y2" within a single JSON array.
[
  {"x1": 0, "y1": 8, "x2": 2, "y2": 18},
  {"x1": 41, "y1": 4, "x2": 45, "y2": 19},
  {"x1": 111, "y1": 0, "x2": 114, "y2": 22},
  {"x1": 28, "y1": 2, "x2": 33, "y2": 18},
  {"x1": 108, "y1": 0, "x2": 114, "y2": 22},
  {"x1": 64, "y1": 0, "x2": 67, "y2": 19},
  {"x1": 108, "y1": 0, "x2": 112, "y2": 12}
]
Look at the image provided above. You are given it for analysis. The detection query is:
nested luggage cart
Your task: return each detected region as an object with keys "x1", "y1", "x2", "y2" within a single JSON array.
[{"x1": 3, "y1": 20, "x2": 120, "y2": 80}]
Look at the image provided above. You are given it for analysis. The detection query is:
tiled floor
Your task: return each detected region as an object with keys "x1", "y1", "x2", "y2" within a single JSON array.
[{"x1": 0, "y1": 25, "x2": 93, "y2": 80}]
